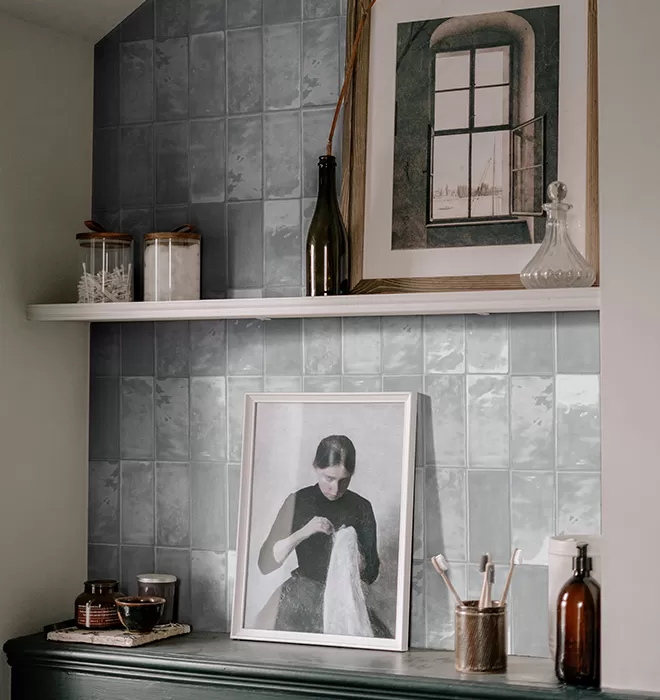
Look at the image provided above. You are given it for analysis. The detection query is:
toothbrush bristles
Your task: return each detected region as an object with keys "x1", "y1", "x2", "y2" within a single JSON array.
[
  {"x1": 488, "y1": 566, "x2": 495, "y2": 584},
  {"x1": 433, "y1": 554, "x2": 449, "y2": 571},
  {"x1": 479, "y1": 554, "x2": 488, "y2": 573},
  {"x1": 513, "y1": 549, "x2": 524, "y2": 565}
]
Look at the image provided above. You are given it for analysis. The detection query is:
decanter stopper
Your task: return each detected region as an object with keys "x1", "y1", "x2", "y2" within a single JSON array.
[{"x1": 520, "y1": 182, "x2": 596, "y2": 290}]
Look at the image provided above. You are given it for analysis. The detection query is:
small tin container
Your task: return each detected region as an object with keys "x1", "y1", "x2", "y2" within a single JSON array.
[
  {"x1": 75, "y1": 580, "x2": 124, "y2": 630},
  {"x1": 455, "y1": 601, "x2": 507, "y2": 673},
  {"x1": 137, "y1": 574, "x2": 178, "y2": 624}
]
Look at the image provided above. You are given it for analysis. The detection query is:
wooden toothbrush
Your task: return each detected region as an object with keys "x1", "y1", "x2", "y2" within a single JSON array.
[
  {"x1": 499, "y1": 548, "x2": 523, "y2": 608},
  {"x1": 478, "y1": 553, "x2": 493, "y2": 609}
]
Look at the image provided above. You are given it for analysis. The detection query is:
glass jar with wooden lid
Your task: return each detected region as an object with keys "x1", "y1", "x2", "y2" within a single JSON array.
[
  {"x1": 143, "y1": 226, "x2": 201, "y2": 302},
  {"x1": 76, "y1": 221, "x2": 134, "y2": 303}
]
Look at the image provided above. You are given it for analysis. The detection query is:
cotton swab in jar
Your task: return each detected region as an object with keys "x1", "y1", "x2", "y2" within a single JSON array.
[
  {"x1": 499, "y1": 548, "x2": 523, "y2": 608},
  {"x1": 431, "y1": 554, "x2": 465, "y2": 608}
]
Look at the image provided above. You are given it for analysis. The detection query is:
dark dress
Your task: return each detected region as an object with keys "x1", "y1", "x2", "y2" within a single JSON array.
[{"x1": 258, "y1": 485, "x2": 390, "y2": 637}]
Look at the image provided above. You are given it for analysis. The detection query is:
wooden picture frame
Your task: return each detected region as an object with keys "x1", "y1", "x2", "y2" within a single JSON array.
[{"x1": 341, "y1": 0, "x2": 599, "y2": 294}]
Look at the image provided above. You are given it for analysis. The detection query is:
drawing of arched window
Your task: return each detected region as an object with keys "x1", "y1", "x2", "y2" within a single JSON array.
[{"x1": 429, "y1": 12, "x2": 545, "y2": 230}]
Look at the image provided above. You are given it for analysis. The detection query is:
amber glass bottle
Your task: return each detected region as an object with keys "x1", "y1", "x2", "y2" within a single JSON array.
[
  {"x1": 555, "y1": 543, "x2": 601, "y2": 688},
  {"x1": 305, "y1": 155, "x2": 350, "y2": 296}
]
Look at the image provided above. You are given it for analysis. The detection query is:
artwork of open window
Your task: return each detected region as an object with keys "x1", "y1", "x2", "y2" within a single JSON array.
[{"x1": 392, "y1": 7, "x2": 558, "y2": 250}]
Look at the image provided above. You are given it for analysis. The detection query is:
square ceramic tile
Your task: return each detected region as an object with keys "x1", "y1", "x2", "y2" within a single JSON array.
[
  {"x1": 423, "y1": 375, "x2": 465, "y2": 467},
  {"x1": 190, "y1": 320, "x2": 227, "y2": 376},
  {"x1": 121, "y1": 461, "x2": 155, "y2": 545},
  {"x1": 156, "y1": 322, "x2": 190, "y2": 377},
  {"x1": 556, "y1": 375, "x2": 601, "y2": 470},
  {"x1": 556, "y1": 311, "x2": 600, "y2": 374},
  {"x1": 192, "y1": 550, "x2": 228, "y2": 631},
  {"x1": 467, "y1": 470, "x2": 510, "y2": 564},
  {"x1": 121, "y1": 377, "x2": 155, "y2": 460},
  {"x1": 466, "y1": 315, "x2": 508, "y2": 374},
  {"x1": 511, "y1": 376, "x2": 554, "y2": 470},
  {"x1": 265, "y1": 25, "x2": 301, "y2": 111},
  {"x1": 425, "y1": 468, "x2": 466, "y2": 561},
  {"x1": 190, "y1": 377, "x2": 227, "y2": 461},
  {"x1": 511, "y1": 472, "x2": 554, "y2": 566},
  {"x1": 510, "y1": 313, "x2": 555, "y2": 375},
  {"x1": 424, "y1": 316, "x2": 465, "y2": 374},
  {"x1": 155, "y1": 378, "x2": 189, "y2": 461},
  {"x1": 227, "y1": 28, "x2": 263, "y2": 114},
  {"x1": 382, "y1": 316, "x2": 423, "y2": 376},
  {"x1": 302, "y1": 19, "x2": 340, "y2": 107},
  {"x1": 192, "y1": 462, "x2": 227, "y2": 550},
  {"x1": 227, "y1": 0, "x2": 261, "y2": 28},
  {"x1": 467, "y1": 375, "x2": 509, "y2": 469},
  {"x1": 265, "y1": 319, "x2": 303, "y2": 375},
  {"x1": 264, "y1": 200, "x2": 302, "y2": 287},
  {"x1": 120, "y1": 545, "x2": 155, "y2": 595},
  {"x1": 155, "y1": 38, "x2": 188, "y2": 120},
  {"x1": 191, "y1": 0, "x2": 226, "y2": 33},
  {"x1": 227, "y1": 202, "x2": 264, "y2": 291},
  {"x1": 303, "y1": 318, "x2": 342, "y2": 375},
  {"x1": 88, "y1": 461, "x2": 120, "y2": 544},
  {"x1": 343, "y1": 317, "x2": 381, "y2": 375},
  {"x1": 190, "y1": 32, "x2": 226, "y2": 117},
  {"x1": 425, "y1": 561, "x2": 466, "y2": 650},
  {"x1": 557, "y1": 473, "x2": 601, "y2": 535},
  {"x1": 228, "y1": 319, "x2": 264, "y2": 375},
  {"x1": 264, "y1": 111, "x2": 301, "y2": 199},
  {"x1": 156, "y1": 462, "x2": 191, "y2": 547},
  {"x1": 156, "y1": 0, "x2": 189, "y2": 38},
  {"x1": 120, "y1": 41, "x2": 154, "y2": 124},
  {"x1": 227, "y1": 116, "x2": 263, "y2": 201},
  {"x1": 190, "y1": 119, "x2": 226, "y2": 204}
]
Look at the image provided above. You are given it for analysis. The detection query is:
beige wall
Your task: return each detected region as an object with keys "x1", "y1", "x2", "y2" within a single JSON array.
[
  {"x1": 0, "y1": 12, "x2": 92, "y2": 698},
  {"x1": 599, "y1": 0, "x2": 660, "y2": 693}
]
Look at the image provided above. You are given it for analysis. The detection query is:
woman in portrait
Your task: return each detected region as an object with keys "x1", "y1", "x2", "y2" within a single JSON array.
[{"x1": 258, "y1": 435, "x2": 389, "y2": 637}]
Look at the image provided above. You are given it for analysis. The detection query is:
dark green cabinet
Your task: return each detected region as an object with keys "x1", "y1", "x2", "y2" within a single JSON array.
[{"x1": 3, "y1": 633, "x2": 651, "y2": 700}]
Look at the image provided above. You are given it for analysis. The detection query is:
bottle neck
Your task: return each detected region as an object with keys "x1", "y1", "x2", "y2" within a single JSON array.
[
  {"x1": 543, "y1": 202, "x2": 571, "y2": 241},
  {"x1": 317, "y1": 157, "x2": 338, "y2": 202}
]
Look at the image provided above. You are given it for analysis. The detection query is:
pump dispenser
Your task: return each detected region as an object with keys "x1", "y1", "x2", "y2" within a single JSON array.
[{"x1": 555, "y1": 543, "x2": 601, "y2": 687}]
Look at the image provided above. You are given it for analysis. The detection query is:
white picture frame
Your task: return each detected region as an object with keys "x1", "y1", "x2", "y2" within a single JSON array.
[{"x1": 231, "y1": 393, "x2": 417, "y2": 652}]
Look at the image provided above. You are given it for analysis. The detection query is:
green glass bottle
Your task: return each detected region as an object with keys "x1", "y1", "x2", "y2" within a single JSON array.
[{"x1": 306, "y1": 155, "x2": 350, "y2": 296}]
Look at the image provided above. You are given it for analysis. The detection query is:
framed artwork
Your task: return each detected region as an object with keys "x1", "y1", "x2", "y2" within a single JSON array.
[
  {"x1": 341, "y1": 0, "x2": 599, "y2": 293},
  {"x1": 231, "y1": 393, "x2": 417, "y2": 652}
]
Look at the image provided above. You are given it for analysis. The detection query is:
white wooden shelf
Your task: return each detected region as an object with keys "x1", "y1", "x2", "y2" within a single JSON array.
[{"x1": 26, "y1": 288, "x2": 600, "y2": 323}]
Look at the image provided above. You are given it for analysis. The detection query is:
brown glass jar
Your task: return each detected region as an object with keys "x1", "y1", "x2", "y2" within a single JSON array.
[{"x1": 75, "y1": 580, "x2": 124, "y2": 630}]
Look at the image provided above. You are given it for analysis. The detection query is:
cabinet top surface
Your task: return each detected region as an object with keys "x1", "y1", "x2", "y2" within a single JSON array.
[{"x1": 3, "y1": 632, "x2": 650, "y2": 700}]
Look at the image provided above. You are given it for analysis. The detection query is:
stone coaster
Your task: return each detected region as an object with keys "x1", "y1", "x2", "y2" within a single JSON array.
[{"x1": 47, "y1": 623, "x2": 191, "y2": 648}]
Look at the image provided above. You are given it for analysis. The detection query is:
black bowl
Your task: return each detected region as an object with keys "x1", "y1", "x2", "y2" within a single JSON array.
[{"x1": 115, "y1": 596, "x2": 166, "y2": 633}]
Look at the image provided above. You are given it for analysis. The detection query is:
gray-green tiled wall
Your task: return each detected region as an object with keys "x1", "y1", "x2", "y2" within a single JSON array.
[
  {"x1": 89, "y1": 312, "x2": 601, "y2": 656},
  {"x1": 89, "y1": 0, "x2": 602, "y2": 657}
]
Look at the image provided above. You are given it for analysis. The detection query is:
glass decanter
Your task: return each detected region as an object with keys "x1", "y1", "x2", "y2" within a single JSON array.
[{"x1": 521, "y1": 181, "x2": 596, "y2": 289}]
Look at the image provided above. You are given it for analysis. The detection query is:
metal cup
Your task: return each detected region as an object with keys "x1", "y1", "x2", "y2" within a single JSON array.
[{"x1": 455, "y1": 601, "x2": 507, "y2": 673}]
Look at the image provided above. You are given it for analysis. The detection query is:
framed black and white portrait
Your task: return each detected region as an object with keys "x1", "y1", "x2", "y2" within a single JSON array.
[{"x1": 231, "y1": 393, "x2": 417, "y2": 652}]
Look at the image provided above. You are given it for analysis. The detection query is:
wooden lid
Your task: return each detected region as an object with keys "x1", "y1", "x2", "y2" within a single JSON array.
[
  {"x1": 144, "y1": 232, "x2": 201, "y2": 241},
  {"x1": 76, "y1": 232, "x2": 133, "y2": 242}
]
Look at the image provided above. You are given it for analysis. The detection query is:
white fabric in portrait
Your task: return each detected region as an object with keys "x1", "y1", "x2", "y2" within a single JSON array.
[{"x1": 324, "y1": 526, "x2": 373, "y2": 637}]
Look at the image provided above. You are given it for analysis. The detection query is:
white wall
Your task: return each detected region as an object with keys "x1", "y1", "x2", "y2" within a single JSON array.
[
  {"x1": 0, "y1": 12, "x2": 92, "y2": 699},
  {"x1": 599, "y1": 0, "x2": 660, "y2": 693}
]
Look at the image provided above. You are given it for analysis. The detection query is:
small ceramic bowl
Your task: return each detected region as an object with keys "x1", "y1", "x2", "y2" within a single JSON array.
[{"x1": 115, "y1": 596, "x2": 165, "y2": 633}]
